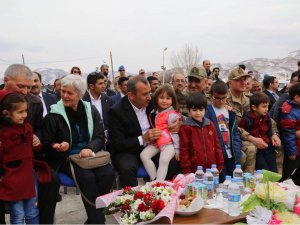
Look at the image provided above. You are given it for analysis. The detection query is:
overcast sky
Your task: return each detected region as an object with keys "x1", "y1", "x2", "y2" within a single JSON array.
[{"x1": 1, "y1": 0, "x2": 300, "y2": 74}]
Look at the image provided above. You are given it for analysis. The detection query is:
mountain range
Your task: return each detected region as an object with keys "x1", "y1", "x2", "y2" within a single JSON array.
[{"x1": 1, "y1": 50, "x2": 299, "y2": 85}]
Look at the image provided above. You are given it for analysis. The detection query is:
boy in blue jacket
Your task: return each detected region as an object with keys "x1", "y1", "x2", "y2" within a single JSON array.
[
  {"x1": 206, "y1": 81, "x2": 242, "y2": 182},
  {"x1": 279, "y1": 82, "x2": 300, "y2": 185}
]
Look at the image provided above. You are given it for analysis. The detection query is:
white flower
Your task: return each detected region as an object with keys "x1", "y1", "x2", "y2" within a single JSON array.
[
  {"x1": 140, "y1": 185, "x2": 150, "y2": 193},
  {"x1": 160, "y1": 190, "x2": 172, "y2": 204},
  {"x1": 246, "y1": 206, "x2": 272, "y2": 225},
  {"x1": 152, "y1": 186, "x2": 165, "y2": 194},
  {"x1": 139, "y1": 211, "x2": 155, "y2": 221},
  {"x1": 120, "y1": 213, "x2": 138, "y2": 225}
]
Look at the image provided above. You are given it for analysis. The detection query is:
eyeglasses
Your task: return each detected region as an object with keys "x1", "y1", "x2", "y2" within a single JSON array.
[
  {"x1": 72, "y1": 70, "x2": 80, "y2": 74},
  {"x1": 119, "y1": 70, "x2": 125, "y2": 72},
  {"x1": 212, "y1": 96, "x2": 227, "y2": 101}
]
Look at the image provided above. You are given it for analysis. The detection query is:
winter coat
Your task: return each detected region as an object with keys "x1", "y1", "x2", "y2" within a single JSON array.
[
  {"x1": 239, "y1": 111, "x2": 273, "y2": 146},
  {"x1": 149, "y1": 107, "x2": 181, "y2": 150},
  {"x1": 0, "y1": 123, "x2": 51, "y2": 201},
  {"x1": 279, "y1": 100, "x2": 300, "y2": 156},
  {"x1": 205, "y1": 104, "x2": 242, "y2": 164},
  {"x1": 42, "y1": 100, "x2": 104, "y2": 171},
  {"x1": 179, "y1": 117, "x2": 224, "y2": 173}
]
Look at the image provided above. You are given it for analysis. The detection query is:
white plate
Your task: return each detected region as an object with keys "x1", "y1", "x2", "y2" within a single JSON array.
[{"x1": 175, "y1": 197, "x2": 204, "y2": 216}]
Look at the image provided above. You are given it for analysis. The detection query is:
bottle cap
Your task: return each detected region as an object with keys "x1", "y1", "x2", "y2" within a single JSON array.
[
  {"x1": 197, "y1": 166, "x2": 203, "y2": 170},
  {"x1": 206, "y1": 169, "x2": 211, "y2": 173},
  {"x1": 226, "y1": 175, "x2": 232, "y2": 180},
  {"x1": 256, "y1": 170, "x2": 262, "y2": 174},
  {"x1": 236, "y1": 164, "x2": 241, "y2": 169},
  {"x1": 231, "y1": 178, "x2": 237, "y2": 182},
  {"x1": 211, "y1": 164, "x2": 217, "y2": 168}
]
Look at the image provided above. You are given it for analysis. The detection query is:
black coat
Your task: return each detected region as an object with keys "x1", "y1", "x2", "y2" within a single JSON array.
[
  {"x1": 108, "y1": 96, "x2": 152, "y2": 156},
  {"x1": 82, "y1": 91, "x2": 111, "y2": 129},
  {"x1": 26, "y1": 93, "x2": 43, "y2": 139},
  {"x1": 42, "y1": 92, "x2": 58, "y2": 114},
  {"x1": 42, "y1": 104, "x2": 104, "y2": 171},
  {"x1": 263, "y1": 90, "x2": 277, "y2": 111}
]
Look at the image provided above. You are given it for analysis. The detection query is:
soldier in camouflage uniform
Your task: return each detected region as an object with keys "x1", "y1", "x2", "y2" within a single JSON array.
[
  {"x1": 226, "y1": 67, "x2": 280, "y2": 173},
  {"x1": 180, "y1": 67, "x2": 208, "y2": 116}
]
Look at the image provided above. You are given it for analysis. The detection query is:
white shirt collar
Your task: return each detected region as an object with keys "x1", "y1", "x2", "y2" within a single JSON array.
[
  {"x1": 88, "y1": 90, "x2": 101, "y2": 101},
  {"x1": 128, "y1": 98, "x2": 146, "y2": 114}
]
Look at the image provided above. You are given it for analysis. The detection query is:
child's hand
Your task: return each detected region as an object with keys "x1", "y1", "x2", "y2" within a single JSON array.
[
  {"x1": 289, "y1": 155, "x2": 296, "y2": 160},
  {"x1": 296, "y1": 130, "x2": 300, "y2": 139},
  {"x1": 168, "y1": 118, "x2": 182, "y2": 134},
  {"x1": 175, "y1": 153, "x2": 180, "y2": 161},
  {"x1": 224, "y1": 104, "x2": 232, "y2": 111},
  {"x1": 271, "y1": 134, "x2": 281, "y2": 147},
  {"x1": 32, "y1": 134, "x2": 41, "y2": 147},
  {"x1": 142, "y1": 128, "x2": 161, "y2": 143}
]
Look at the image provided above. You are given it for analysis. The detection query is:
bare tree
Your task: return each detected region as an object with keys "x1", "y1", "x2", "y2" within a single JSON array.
[{"x1": 171, "y1": 44, "x2": 202, "y2": 76}]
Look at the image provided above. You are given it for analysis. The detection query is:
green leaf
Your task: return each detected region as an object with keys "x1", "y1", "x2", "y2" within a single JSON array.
[
  {"x1": 241, "y1": 194, "x2": 263, "y2": 212},
  {"x1": 262, "y1": 169, "x2": 282, "y2": 182}
]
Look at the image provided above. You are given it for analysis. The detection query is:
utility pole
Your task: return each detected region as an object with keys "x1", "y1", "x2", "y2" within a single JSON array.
[
  {"x1": 161, "y1": 48, "x2": 167, "y2": 84},
  {"x1": 22, "y1": 54, "x2": 25, "y2": 64},
  {"x1": 110, "y1": 51, "x2": 114, "y2": 80}
]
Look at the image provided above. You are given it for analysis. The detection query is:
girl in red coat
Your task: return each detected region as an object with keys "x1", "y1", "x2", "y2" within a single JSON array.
[
  {"x1": 0, "y1": 91, "x2": 49, "y2": 224},
  {"x1": 179, "y1": 93, "x2": 224, "y2": 174}
]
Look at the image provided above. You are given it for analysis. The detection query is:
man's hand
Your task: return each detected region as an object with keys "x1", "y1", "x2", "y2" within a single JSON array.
[
  {"x1": 168, "y1": 118, "x2": 182, "y2": 134},
  {"x1": 32, "y1": 134, "x2": 41, "y2": 147},
  {"x1": 175, "y1": 153, "x2": 180, "y2": 161},
  {"x1": 296, "y1": 130, "x2": 300, "y2": 139},
  {"x1": 289, "y1": 155, "x2": 296, "y2": 160},
  {"x1": 224, "y1": 104, "x2": 233, "y2": 111},
  {"x1": 248, "y1": 136, "x2": 268, "y2": 149},
  {"x1": 271, "y1": 134, "x2": 281, "y2": 147},
  {"x1": 142, "y1": 128, "x2": 161, "y2": 143},
  {"x1": 52, "y1": 142, "x2": 69, "y2": 152},
  {"x1": 79, "y1": 149, "x2": 93, "y2": 158}
]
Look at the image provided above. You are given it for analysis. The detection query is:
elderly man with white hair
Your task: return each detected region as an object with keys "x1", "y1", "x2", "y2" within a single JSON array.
[{"x1": 42, "y1": 74, "x2": 115, "y2": 224}]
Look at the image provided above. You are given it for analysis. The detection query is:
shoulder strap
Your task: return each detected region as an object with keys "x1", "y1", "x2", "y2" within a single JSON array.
[{"x1": 69, "y1": 160, "x2": 96, "y2": 207}]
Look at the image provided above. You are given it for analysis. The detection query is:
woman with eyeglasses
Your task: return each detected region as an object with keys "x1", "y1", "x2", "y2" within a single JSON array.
[{"x1": 70, "y1": 66, "x2": 81, "y2": 75}]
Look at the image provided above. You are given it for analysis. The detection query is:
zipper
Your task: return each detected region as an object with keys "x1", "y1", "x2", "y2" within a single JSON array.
[
  {"x1": 201, "y1": 127, "x2": 208, "y2": 165},
  {"x1": 231, "y1": 116, "x2": 237, "y2": 163}
]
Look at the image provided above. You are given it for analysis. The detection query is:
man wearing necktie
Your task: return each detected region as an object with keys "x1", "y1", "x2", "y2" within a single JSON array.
[{"x1": 263, "y1": 76, "x2": 280, "y2": 110}]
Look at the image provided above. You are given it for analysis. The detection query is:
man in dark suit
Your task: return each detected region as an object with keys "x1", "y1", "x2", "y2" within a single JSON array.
[
  {"x1": 111, "y1": 76, "x2": 128, "y2": 106},
  {"x1": 31, "y1": 72, "x2": 58, "y2": 117},
  {"x1": 108, "y1": 76, "x2": 179, "y2": 187},
  {"x1": 263, "y1": 76, "x2": 279, "y2": 110},
  {"x1": 82, "y1": 72, "x2": 111, "y2": 129}
]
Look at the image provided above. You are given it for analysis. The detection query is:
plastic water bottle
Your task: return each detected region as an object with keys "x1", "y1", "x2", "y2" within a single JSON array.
[
  {"x1": 255, "y1": 170, "x2": 263, "y2": 185},
  {"x1": 195, "y1": 166, "x2": 205, "y2": 183},
  {"x1": 233, "y1": 164, "x2": 244, "y2": 195},
  {"x1": 211, "y1": 164, "x2": 219, "y2": 186},
  {"x1": 228, "y1": 178, "x2": 241, "y2": 216},
  {"x1": 222, "y1": 176, "x2": 231, "y2": 211},
  {"x1": 204, "y1": 169, "x2": 214, "y2": 200}
]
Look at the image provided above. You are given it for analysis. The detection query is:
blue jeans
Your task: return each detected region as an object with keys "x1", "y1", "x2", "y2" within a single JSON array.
[{"x1": 8, "y1": 174, "x2": 39, "y2": 225}]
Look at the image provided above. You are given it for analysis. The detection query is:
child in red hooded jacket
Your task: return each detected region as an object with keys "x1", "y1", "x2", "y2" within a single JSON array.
[
  {"x1": 0, "y1": 91, "x2": 50, "y2": 224},
  {"x1": 179, "y1": 93, "x2": 224, "y2": 173}
]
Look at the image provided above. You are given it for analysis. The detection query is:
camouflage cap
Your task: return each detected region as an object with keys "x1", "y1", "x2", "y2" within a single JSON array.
[
  {"x1": 188, "y1": 66, "x2": 207, "y2": 80},
  {"x1": 228, "y1": 67, "x2": 251, "y2": 80}
]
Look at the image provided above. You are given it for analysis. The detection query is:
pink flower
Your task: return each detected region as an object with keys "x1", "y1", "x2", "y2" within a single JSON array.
[
  {"x1": 293, "y1": 196, "x2": 300, "y2": 215},
  {"x1": 268, "y1": 210, "x2": 282, "y2": 225}
]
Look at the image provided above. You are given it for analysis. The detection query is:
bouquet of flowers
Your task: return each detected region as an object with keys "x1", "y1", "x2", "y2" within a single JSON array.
[
  {"x1": 240, "y1": 170, "x2": 300, "y2": 224},
  {"x1": 98, "y1": 182, "x2": 177, "y2": 224}
]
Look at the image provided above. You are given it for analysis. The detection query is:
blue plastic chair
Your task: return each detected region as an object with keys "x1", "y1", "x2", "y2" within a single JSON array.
[
  {"x1": 58, "y1": 172, "x2": 79, "y2": 195},
  {"x1": 137, "y1": 166, "x2": 149, "y2": 178}
]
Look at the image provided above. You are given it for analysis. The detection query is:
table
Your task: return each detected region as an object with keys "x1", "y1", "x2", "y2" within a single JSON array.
[
  {"x1": 155, "y1": 208, "x2": 247, "y2": 224},
  {"x1": 174, "y1": 208, "x2": 246, "y2": 224}
]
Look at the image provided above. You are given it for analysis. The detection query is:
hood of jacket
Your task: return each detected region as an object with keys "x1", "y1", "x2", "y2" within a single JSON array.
[
  {"x1": 50, "y1": 99, "x2": 94, "y2": 144},
  {"x1": 183, "y1": 116, "x2": 211, "y2": 127},
  {"x1": 0, "y1": 90, "x2": 13, "y2": 104}
]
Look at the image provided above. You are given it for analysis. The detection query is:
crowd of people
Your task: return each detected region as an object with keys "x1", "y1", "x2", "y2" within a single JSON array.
[{"x1": 0, "y1": 59, "x2": 300, "y2": 224}]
